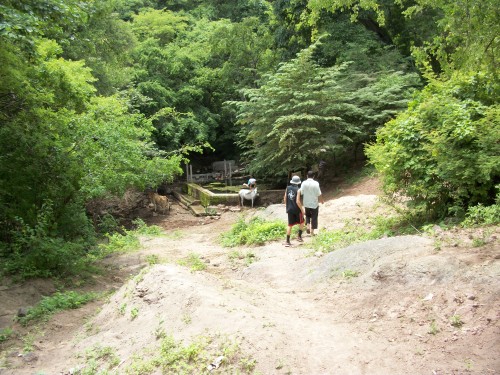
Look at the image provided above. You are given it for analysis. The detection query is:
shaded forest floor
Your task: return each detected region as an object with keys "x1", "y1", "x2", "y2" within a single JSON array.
[{"x1": 0, "y1": 173, "x2": 499, "y2": 374}]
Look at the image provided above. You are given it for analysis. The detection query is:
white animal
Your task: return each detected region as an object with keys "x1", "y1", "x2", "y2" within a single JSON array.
[{"x1": 239, "y1": 187, "x2": 258, "y2": 207}]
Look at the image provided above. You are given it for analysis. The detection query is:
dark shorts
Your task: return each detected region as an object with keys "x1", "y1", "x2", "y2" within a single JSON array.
[
  {"x1": 287, "y1": 211, "x2": 304, "y2": 226},
  {"x1": 305, "y1": 207, "x2": 319, "y2": 229}
]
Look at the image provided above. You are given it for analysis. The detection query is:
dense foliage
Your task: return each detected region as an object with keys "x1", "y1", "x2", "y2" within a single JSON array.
[
  {"x1": 0, "y1": 0, "x2": 182, "y2": 277},
  {"x1": 367, "y1": 72, "x2": 499, "y2": 217},
  {"x1": 309, "y1": 0, "x2": 499, "y2": 218},
  {"x1": 1, "y1": 0, "x2": 498, "y2": 278},
  {"x1": 233, "y1": 41, "x2": 419, "y2": 177}
]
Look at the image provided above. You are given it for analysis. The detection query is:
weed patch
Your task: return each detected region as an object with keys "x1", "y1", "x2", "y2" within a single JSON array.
[
  {"x1": 178, "y1": 253, "x2": 207, "y2": 272},
  {"x1": 220, "y1": 217, "x2": 285, "y2": 247},
  {"x1": 462, "y1": 203, "x2": 500, "y2": 227},
  {"x1": 450, "y1": 315, "x2": 464, "y2": 328},
  {"x1": 228, "y1": 250, "x2": 258, "y2": 266},
  {"x1": 124, "y1": 333, "x2": 257, "y2": 374},
  {"x1": 76, "y1": 344, "x2": 120, "y2": 375},
  {"x1": 341, "y1": 269, "x2": 359, "y2": 279},
  {"x1": 0, "y1": 327, "x2": 14, "y2": 343},
  {"x1": 91, "y1": 220, "x2": 164, "y2": 260},
  {"x1": 310, "y1": 215, "x2": 418, "y2": 253},
  {"x1": 428, "y1": 320, "x2": 440, "y2": 335},
  {"x1": 17, "y1": 291, "x2": 98, "y2": 326}
]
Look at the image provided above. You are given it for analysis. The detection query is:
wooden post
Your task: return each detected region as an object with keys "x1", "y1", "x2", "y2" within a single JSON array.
[{"x1": 224, "y1": 160, "x2": 227, "y2": 184}]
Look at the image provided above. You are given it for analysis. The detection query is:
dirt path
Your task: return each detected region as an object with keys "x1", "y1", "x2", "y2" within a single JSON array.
[{"x1": 1, "y1": 177, "x2": 499, "y2": 374}]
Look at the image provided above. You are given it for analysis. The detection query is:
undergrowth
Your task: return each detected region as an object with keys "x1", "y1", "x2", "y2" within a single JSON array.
[
  {"x1": 310, "y1": 214, "x2": 418, "y2": 253},
  {"x1": 124, "y1": 333, "x2": 256, "y2": 375},
  {"x1": 1, "y1": 217, "x2": 164, "y2": 280},
  {"x1": 220, "y1": 217, "x2": 286, "y2": 247},
  {"x1": 462, "y1": 203, "x2": 500, "y2": 227},
  {"x1": 90, "y1": 219, "x2": 163, "y2": 260},
  {"x1": 17, "y1": 290, "x2": 99, "y2": 326},
  {"x1": 75, "y1": 344, "x2": 121, "y2": 375},
  {"x1": 177, "y1": 253, "x2": 207, "y2": 272}
]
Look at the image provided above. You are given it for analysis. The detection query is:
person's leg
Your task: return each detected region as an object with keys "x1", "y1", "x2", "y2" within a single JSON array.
[
  {"x1": 310, "y1": 207, "x2": 319, "y2": 235},
  {"x1": 297, "y1": 224, "x2": 304, "y2": 242},
  {"x1": 286, "y1": 225, "x2": 292, "y2": 245},
  {"x1": 305, "y1": 208, "x2": 312, "y2": 234},
  {"x1": 285, "y1": 213, "x2": 294, "y2": 246},
  {"x1": 297, "y1": 211, "x2": 304, "y2": 242}
]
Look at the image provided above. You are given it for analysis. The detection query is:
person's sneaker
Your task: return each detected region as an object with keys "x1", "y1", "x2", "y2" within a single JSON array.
[
  {"x1": 296, "y1": 237, "x2": 304, "y2": 243},
  {"x1": 284, "y1": 242, "x2": 291, "y2": 247}
]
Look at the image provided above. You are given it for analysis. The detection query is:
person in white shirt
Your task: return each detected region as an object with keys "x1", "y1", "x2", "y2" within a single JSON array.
[
  {"x1": 298, "y1": 170, "x2": 325, "y2": 236},
  {"x1": 243, "y1": 177, "x2": 257, "y2": 191}
]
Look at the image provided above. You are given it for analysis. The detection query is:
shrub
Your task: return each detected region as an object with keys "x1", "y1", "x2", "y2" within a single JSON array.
[
  {"x1": 1, "y1": 202, "x2": 94, "y2": 278},
  {"x1": 367, "y1": 71, "x2": 499, "y2": 218},
  {"x1": 462, "y1": 201, "x2": 500, "y2": 227}
]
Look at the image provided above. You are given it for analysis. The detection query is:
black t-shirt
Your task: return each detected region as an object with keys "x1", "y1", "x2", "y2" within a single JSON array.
[{"x1": 285, "y1": 185, "x2": 300, "y2": 214}]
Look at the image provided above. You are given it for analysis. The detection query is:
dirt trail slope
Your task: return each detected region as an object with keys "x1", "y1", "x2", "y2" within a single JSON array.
[{"x1": 1, "y1": 177, "x2": 499, "y2": 375}]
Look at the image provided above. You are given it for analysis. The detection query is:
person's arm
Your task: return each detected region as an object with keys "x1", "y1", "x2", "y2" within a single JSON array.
[
  {"x1": 283, "y1": 189, "x2": 287, "y2": 204},
  {"x1": 318, "y1": 186, "x2": 325, "y2": 204},
  {"x1": 296, "y1": 189, "x2": 305, "y2": 213}
]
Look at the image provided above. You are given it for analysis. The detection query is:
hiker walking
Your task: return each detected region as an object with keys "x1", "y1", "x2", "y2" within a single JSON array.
[
  {"x1": 283, "y1": 175, "x2": 305, "y2": 247},
  {"x1": 299, "y1": 170, "x2": 325, "y2": 236}
]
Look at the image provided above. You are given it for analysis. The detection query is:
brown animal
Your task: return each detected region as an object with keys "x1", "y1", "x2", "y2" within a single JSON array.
[{"x1": 148, "y1": 191, "x2": 170, "y2": 214}]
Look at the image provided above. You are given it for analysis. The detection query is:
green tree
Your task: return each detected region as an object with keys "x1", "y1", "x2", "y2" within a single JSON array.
[
  {"x1": 271, "y1": 0, "x2": 313, "y2": 60},
  {"x1": 0, "y1": 2, "x2": 184, "y2": 277},
  {"x1": 63, "y1": 1, "x2": 138, "y2": 95},
  {"x1": 232, "y1": 42, "x2": 418, "y2": 177},
  {"x1": 130, "y1": 11, "x2": 278, "y2": 157},
  {"x1": 307, "y1": 0, "x2": 500, "y2": 76}
]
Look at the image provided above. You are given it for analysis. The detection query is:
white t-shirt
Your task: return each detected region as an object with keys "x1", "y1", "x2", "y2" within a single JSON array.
[{"x1": 299, "y1": 178, "x2": 322, "y2": 209}]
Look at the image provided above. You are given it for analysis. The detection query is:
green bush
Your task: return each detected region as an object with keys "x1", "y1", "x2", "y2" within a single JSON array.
[
  {"x1": 220, "y1": 217, "x2": 286, "y2": 247},
  {"x1": 132, "y1": 218, "x2": 163, "y2": 236},
  {"x1": 97, "y1": 213, "x2": 120, "y2": 234},
  {"x1": 1, "y1": 202, "x2": 94, "y2": 278},
  {"x1": 367, "y1": 71, "x2": 499, "y2": 218},
  {"x1": 462, "y1": 202, "x2": 500, "y2": 227},
  {"x1": 177, "y1": 253, "x2": 207, "y2": 272}
]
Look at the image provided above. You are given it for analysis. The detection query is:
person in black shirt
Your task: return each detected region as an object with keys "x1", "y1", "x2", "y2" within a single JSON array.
[{"x1": 283, "y1": 175, "x2": 305, "y2": 247}]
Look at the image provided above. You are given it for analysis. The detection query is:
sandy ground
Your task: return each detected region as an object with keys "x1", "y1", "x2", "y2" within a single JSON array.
[{"x1": 0, "y1": 176, "x2": 499, "y2": 374}]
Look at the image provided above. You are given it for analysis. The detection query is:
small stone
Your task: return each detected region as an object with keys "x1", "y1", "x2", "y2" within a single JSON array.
[
  {"x1": 423, "y1": 293, "x2": 433, "y2": 301},
  {"x1": 21, "y1": 352, "x2": 38, "y2": 363},
  {"x1": 17, "y1": 307, "x2": 28, "y2": 317}
]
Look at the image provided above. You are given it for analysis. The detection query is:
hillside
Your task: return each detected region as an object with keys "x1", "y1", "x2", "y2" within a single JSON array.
[{"x1": 0, "y1": 176, "x2": 499, "y2": 374}]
